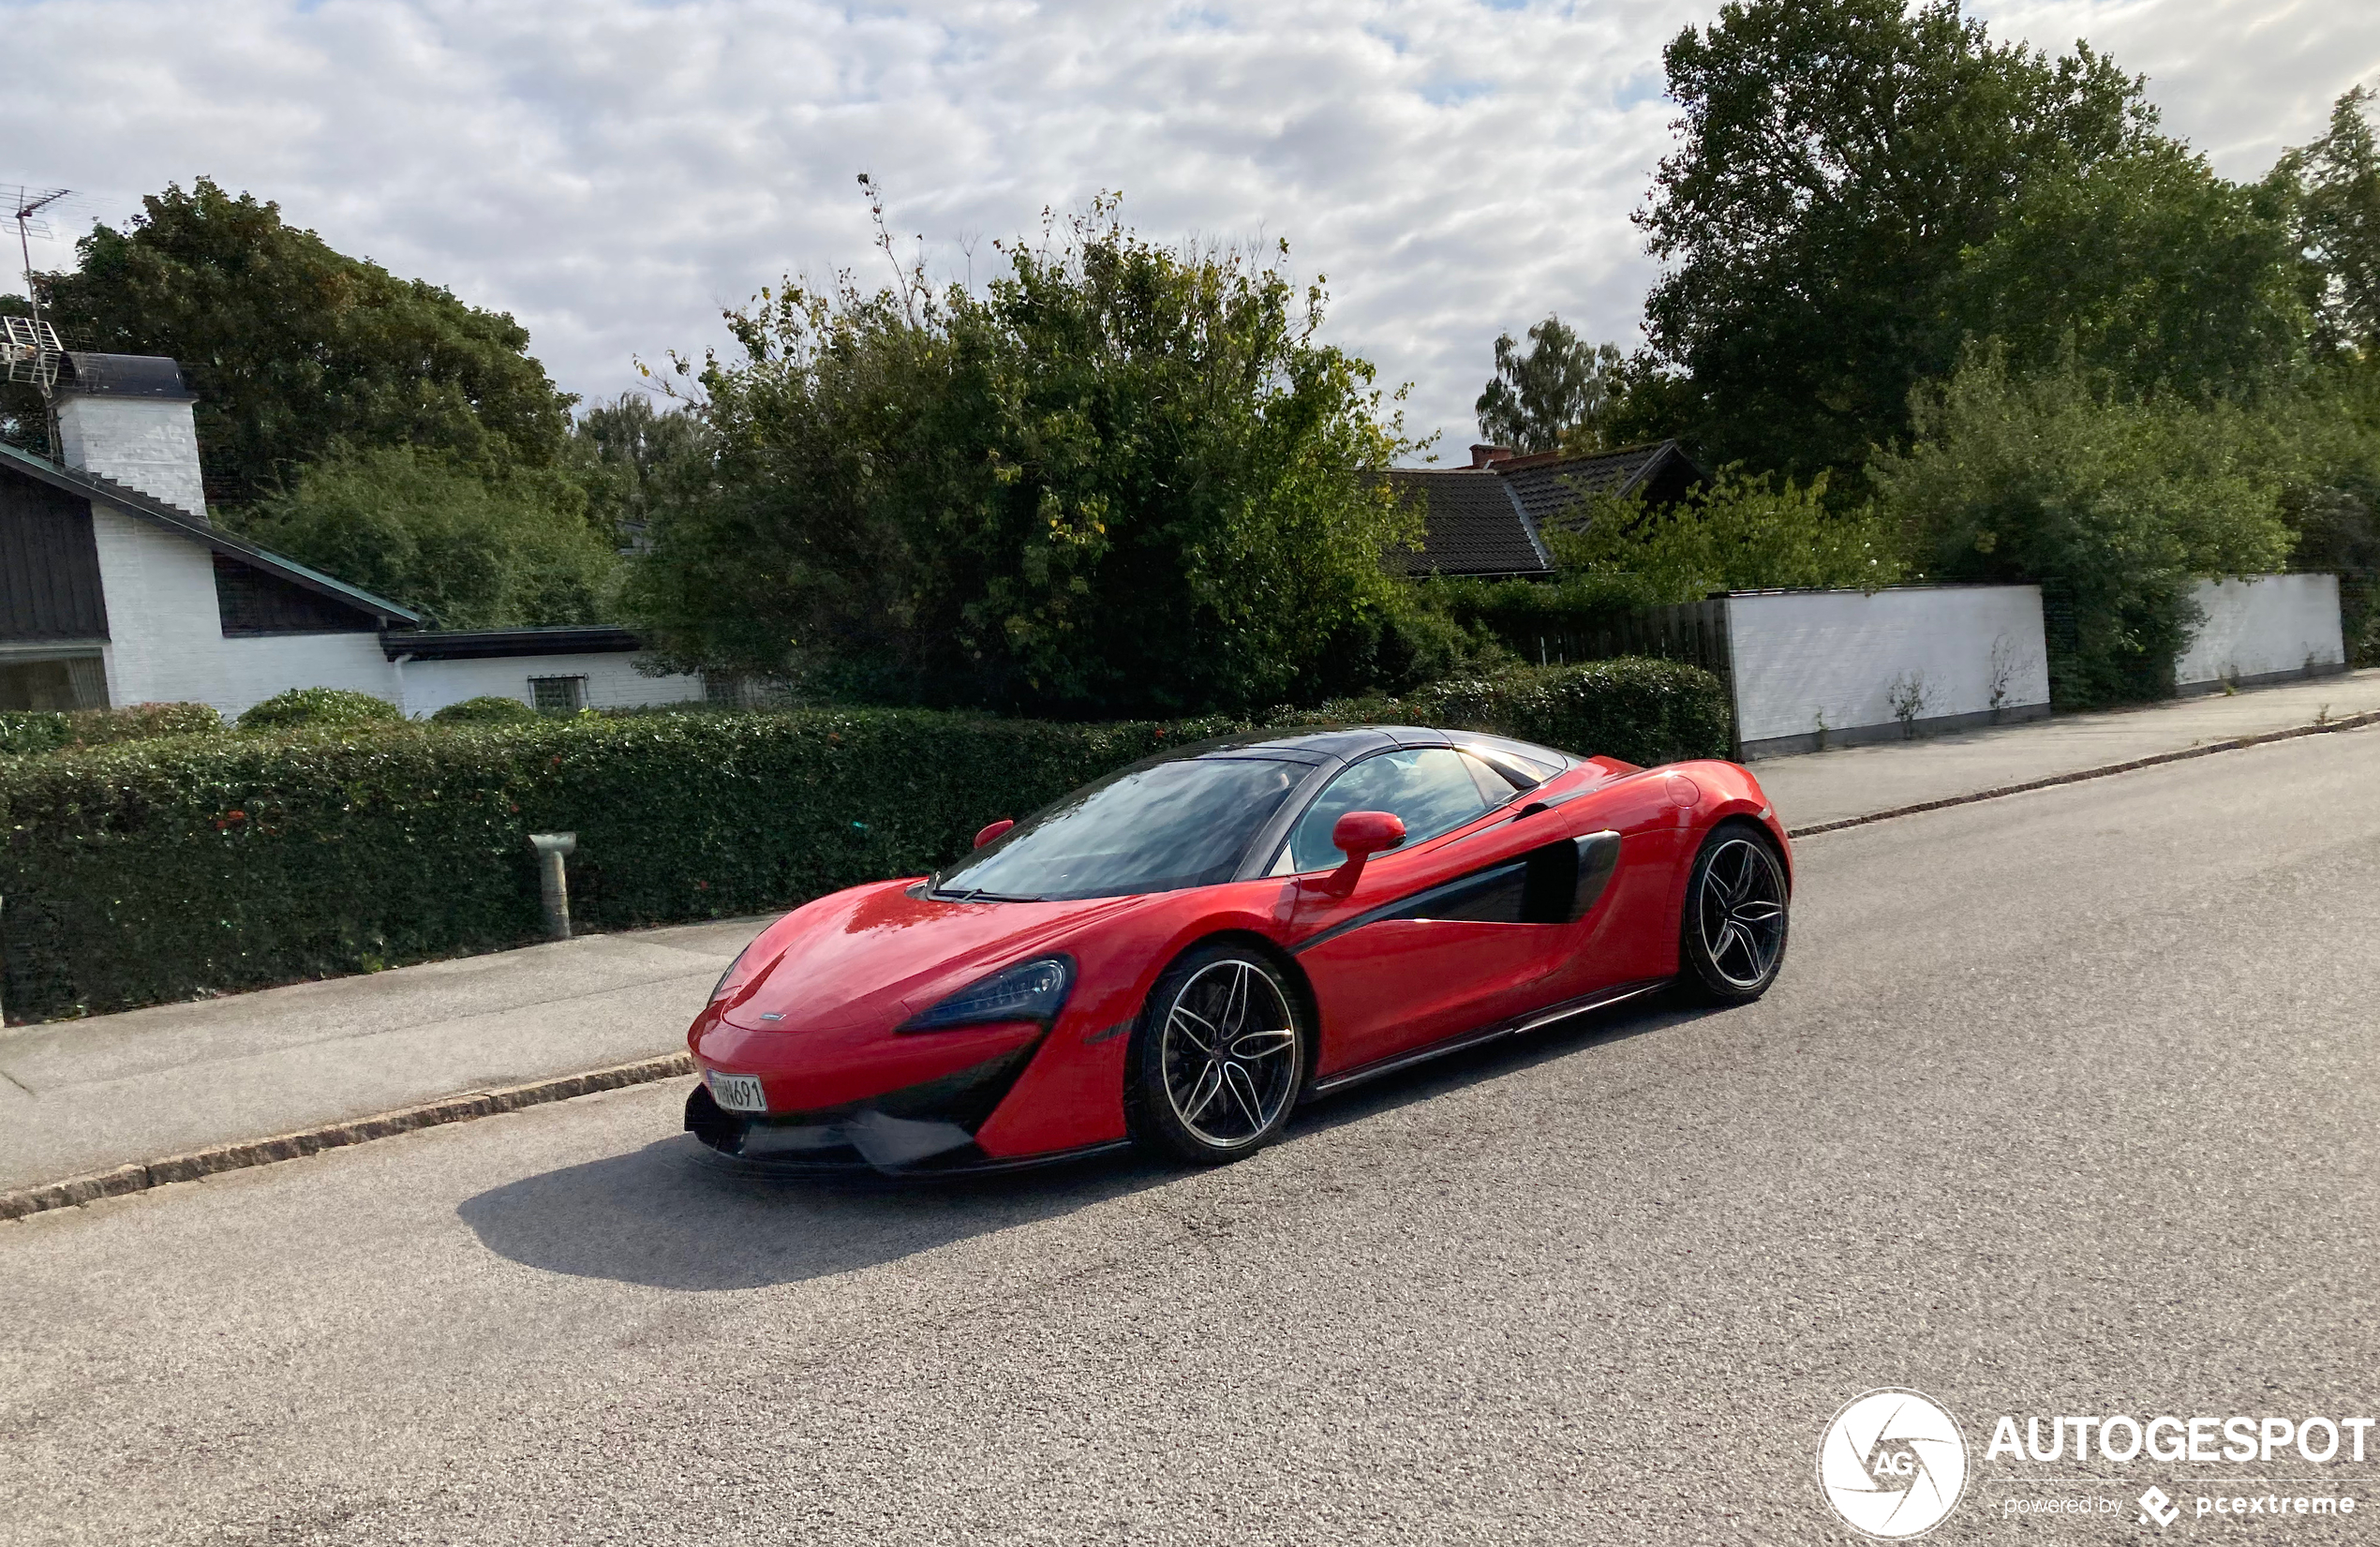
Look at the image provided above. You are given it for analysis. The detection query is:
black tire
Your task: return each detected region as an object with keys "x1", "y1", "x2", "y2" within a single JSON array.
[
  {"x1": 1124, "y1": 941, "x2": 1311, "y2": 1166},
  {"x1": 1677, "y1": 821, "x2": 1791, "y2": 1004}
]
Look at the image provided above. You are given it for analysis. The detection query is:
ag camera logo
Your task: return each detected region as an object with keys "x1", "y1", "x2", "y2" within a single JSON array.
[{"x1": 1818, "y1": 1389, "x2": 1970, "y2": 1539}]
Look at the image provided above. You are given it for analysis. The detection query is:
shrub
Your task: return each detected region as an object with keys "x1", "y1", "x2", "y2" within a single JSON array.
[
  {"x1": 431, "y1": 695, "x2": 540, "y2": 725},
  {"x1": 0, "y1": 702, "x2": 223, "y2": 757},
  {"x1": 0, "y1": 660, "x2": 1725, "y2": 1019},
  {"x1": 1870, "y1": 347, "x2": 2297, "y2": 706},
  {"x1": 1545, "y1": 469, "x2": 1907, "y2": 602},
  {"x1": 1288, "y1": 658, "x2": 1731, "y2": 770},
  {"x1": 237, "y1": 687, "x2": 406, "y2": 732},
  {"x1": 1418, "y1": 573, "x2": 1661, "y2": 661},
  {"x1": 232, "y1": 443, "x2": 619, "y2": 629},
  {"x1": 622, "y1": 199, "x2": 1423, "y2": 718}
]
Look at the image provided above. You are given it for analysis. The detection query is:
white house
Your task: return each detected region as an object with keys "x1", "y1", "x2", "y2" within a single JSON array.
[{"x1": 0, "y1": 352, "x2": 706, "y2": 719}]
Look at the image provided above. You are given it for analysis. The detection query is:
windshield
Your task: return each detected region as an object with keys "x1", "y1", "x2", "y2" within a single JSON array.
[{"x1": 932, "y1": 756, "x2": 1305, "y2": 901}]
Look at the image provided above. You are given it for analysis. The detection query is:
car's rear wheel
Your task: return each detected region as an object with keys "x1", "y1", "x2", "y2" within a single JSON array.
[
  {"x1": 1678, "y1": 822, "x2": 1790, "y2": 1004},
  {"x1": 1126, "y1": 943, "x2": 1309, "y2": 1166}
]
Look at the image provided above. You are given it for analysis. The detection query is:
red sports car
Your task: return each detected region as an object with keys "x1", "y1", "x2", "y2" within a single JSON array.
[{"x1": 685, "y1": 726, "x2": 1790, "y2": 1173}]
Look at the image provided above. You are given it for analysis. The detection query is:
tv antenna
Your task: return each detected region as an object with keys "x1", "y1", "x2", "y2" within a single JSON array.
[{"x1": 3, "y1": 186, "x2": 73, "y2": 395}]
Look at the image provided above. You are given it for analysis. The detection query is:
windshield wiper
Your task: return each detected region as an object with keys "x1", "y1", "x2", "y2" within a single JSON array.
[{"x1": 929, "y1": 885, "x2": 1044, "y2": 903}]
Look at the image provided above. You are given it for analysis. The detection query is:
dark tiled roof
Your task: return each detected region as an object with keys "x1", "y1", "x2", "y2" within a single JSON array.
[
  {"x1": 1382, "y1": 469, "x2": 1551, "y2": 578},
  {"x1": 1378, "y1": 439, "x2": 1704, "y2": 579},
  {"x1": 1498, "y1": 441, "x2": 1699, "y2": 534}
]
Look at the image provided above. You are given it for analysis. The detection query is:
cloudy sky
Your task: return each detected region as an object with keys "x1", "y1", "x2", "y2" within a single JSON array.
[{"x1": 6, "y1": 0, "x2": 2373, "y2": 458}]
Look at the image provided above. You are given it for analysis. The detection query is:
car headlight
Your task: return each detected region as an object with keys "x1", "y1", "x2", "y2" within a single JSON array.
[
  {"x1": 709, "y1": 943, "x2": 755, "y2": 1002},
  {"x1": 900, "y1": 956, "x2": 1073, "y2": 1033}
]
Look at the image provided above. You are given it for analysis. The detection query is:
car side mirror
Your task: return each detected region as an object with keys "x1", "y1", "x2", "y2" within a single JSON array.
[
  {"x1": 1315, "y1": 811, "x2": 1405, "y2": 896},
  {"x1": 973, "y1": 818, "x2": 1015, "y2": 850}
]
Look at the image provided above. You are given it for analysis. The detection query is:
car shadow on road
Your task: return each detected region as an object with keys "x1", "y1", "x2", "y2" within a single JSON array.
[{"x1": 455, "y1": 992, "x2": 1725, "y2": 1292}]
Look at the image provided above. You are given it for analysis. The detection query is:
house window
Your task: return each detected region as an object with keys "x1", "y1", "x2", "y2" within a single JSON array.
[
  {"x1": 0, "y1": 651, "x2": 108, "y2": 709},
  {"x1": 528, "y1": 676, "x2": 588, "y2": 713}
]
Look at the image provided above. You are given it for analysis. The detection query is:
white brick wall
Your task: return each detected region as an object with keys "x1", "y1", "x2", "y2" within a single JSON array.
[
  {"x1": 87, "y1": 500, "x2": 704, "y2": 719},
  {"x1": 88, "y1": 504, "x2": 244, "y2": 709},
  {"x1": 396, "y1": 652, "x2": 706, "y2": 717},
  {"x1": 1726, "y1": 586, "x2": 2053, "y2": 756},
  {"x1": 216, "y1": 634, "x2": 408, "y2": 720},
  {"x1": 55, "y1": 396, "x2": 212, "y2": 519},
  {"x1": 2176, "y1": 575, "x2": 2344, "y2": 688}
]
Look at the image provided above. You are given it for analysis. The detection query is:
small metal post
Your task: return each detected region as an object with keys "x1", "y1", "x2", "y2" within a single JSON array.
[{"x1": 528, "y1": 833, "x2": 576, "y2": 940}]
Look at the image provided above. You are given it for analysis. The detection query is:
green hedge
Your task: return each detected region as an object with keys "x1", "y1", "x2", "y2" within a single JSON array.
[
  {"x1": 0, "y1": 703, "x2": 224, "y2": 757},
  {"x1": 237, "y1": 686, "x2": 406, "y2": 731},
  {"x1": 430, "y1": 695, "x2": 541, "y2": 725},
  {"x1": 0, "y1": 659, "x2": 1726, "y2": 1019}
]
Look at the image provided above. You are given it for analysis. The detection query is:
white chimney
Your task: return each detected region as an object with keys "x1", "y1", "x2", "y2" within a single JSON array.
[{"x1": 52, "y1": 353, "x2": 212, "y2": 523}]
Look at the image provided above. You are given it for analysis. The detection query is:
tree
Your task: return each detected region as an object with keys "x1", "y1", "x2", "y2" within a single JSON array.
[
  {"x1": 233, "y1": 444, "x2": 618, "y2": 629},
  {"x1": 566, "y1": 393, "x2": 714, "y2": 550},
  {"x1": 30, "y1": 179, "x2": 573, "y2": 506},
  {"x1": 1546, "y1": 470, "x2": 1905, "y2": 602},
  {"x1": 2275, "y1": 85, "x2": 2380, "y2": 360},
  {"x1": 625, "y1": 200, "x2": 1425, "y2": 716},
  {"x1": 1638, "y1": 0, "x2": 2151, "y2": 478},
  {"x1": 1952, "y1": 139, "x2": 2305, "y2": 399},
  {"x1": 1869, "y1": 346, "x2": 2297, "y2": 705},
  {"x1": 1474, "y1": 318, "x2": 1624, "y2": 454}
]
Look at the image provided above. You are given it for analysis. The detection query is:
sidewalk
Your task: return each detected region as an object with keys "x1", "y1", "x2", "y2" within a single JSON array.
[
  {"x1": 0, "y1": 917, "x2": 764, "y2": 1193},
  {"x1": 1755, "y1": 669, "x2": 2380, "y2": 829},
  {"x1": 4, "y1": 668, "x2": 2376, "y2": 1202}
]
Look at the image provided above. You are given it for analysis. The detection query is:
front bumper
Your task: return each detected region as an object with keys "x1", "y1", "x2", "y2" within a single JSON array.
[{"x1": 688, "y1": 1038, "x2": 1066, "y2": 1174}]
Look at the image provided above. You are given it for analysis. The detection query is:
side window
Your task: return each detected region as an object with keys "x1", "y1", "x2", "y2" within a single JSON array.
[{"x1": 1284, "y1": 748, "x2": 1493, "y2": 873}]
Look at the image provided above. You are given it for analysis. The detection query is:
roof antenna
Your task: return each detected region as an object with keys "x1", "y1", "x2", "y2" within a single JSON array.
[{"x1": 3, "y1": 186, "x2": 74, "y2": 452}]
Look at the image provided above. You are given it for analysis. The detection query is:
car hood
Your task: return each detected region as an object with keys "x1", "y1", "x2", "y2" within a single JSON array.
[{"x1": 718, "y1": 879, "x2": 1153, "y2": 1033}]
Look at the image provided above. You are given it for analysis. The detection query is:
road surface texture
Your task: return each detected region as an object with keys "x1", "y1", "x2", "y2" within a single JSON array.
[{"x1": 3, "y1": 726, "x2": 2374, "y2": 1545}]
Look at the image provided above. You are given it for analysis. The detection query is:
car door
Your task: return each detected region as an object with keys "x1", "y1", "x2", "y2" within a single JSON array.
[{"x1": 1282, "y1": 746, "x2": 1566, "y2": 1078}]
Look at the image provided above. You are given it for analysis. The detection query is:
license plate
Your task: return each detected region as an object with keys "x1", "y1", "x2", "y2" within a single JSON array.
[{"x1": 706, "y1": 1070, "x2": 767, "y2": 1114}]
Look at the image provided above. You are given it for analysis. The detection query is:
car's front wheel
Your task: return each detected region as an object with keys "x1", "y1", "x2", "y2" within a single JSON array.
[
  {"x1": 1125, "y1": 943, "x2": 1310, "y2": 1166},
  {"x1": 1678, "y1": 822, "x2": 1791, "y2": 1004}
]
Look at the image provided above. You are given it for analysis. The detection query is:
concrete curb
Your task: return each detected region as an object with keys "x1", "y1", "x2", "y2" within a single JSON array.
[
  {"x1": 1786, "y1": 707, "x2": 2380, "y2": 839},
  {"x1": 0, "y1": 1051, "x2": 694, "y2": 1224}
]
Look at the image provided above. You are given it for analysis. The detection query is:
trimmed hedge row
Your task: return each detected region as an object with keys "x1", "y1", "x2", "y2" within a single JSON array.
[
  {"x1": 0, "y1": 658, "x2": 1727, "y2": 1020},
  {"x1": 0, "y1": 703, "x2": 224, "y2": 758}
]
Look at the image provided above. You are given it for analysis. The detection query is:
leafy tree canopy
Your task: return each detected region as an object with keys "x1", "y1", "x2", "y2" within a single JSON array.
[
  {"x1": 1953, "y1": 138, "x2": 2304, "y2": 399},
  {"x1": 31, "y1": 179, "x2": 573, "y2": 506},
  {"x1": 566, "y1": 392, "x2": 715, "y2": 550},
  {"x1": 626, "y1": 196, "x2": 1431, "y2": 717},
  {"x1": 232, "y1": 443, "x2": 618, "y2": 630},
  {"x1": 1638, "y1": 0, "x2": 2162, "y2": 476},
  {"x1": 1475, "y1": 317, "x2": 1625, "y2": 454},
  {"x1": 1548, "y1": 469, "x2": 1906, "y2": 602},
  {"x1": 2275, "y1": 85, "x2": 2380, "y2": 360}
]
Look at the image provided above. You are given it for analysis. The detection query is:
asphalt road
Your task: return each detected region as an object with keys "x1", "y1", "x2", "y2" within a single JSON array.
[{"x1": 4, "y1": 729, "x2": 2376, "y2": 1546}]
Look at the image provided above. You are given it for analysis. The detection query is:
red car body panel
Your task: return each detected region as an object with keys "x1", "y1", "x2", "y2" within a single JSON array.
[{"x1": 686, "y1": 733, "x2": 1788, "y2": 1173}]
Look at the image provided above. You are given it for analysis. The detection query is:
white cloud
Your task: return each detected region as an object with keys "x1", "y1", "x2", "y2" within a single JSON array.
[{"x1": 4, "y1": 0, "x2": 2373, "y2": 460}]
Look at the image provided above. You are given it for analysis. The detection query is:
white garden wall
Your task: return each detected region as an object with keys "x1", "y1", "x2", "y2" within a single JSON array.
[
  {"x1": 1725, "y1": 586, "x2": 2052, "y2": 759},
  {"x1": 2175, "y1": 574, "x2": 2343, "y2": 692},
  {"x1": 396, "y1": 652, "x2": 706, "y2": 718}
]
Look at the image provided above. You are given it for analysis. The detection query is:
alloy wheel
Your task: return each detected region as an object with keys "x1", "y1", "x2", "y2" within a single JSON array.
[
  {"x1": 1696, "y1": 837, "x2": 1787, "y2": 989},
  {"x1": 1159, "y1": 959, "x2": 1300, "y2": 1148}
]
